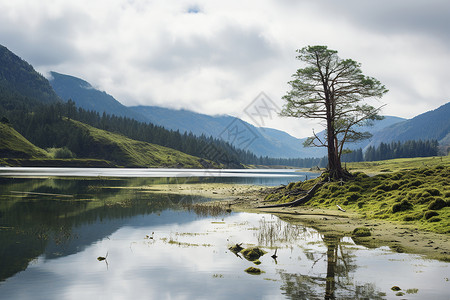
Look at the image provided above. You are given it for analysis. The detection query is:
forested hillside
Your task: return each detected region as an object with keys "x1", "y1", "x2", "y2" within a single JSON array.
[
  {"x1": 368, "y1": 102, "x2": 450, "y2": 147},
  {"x1": 49, "y1": 71, "x2": 146, "y2": 122},
  {"x1": 0, "y1": 44, "x2": 246, "y2": 167},
  {"x1": 65, "y1": 120, "x2": 212, "y2": 168},
  {"x1": 0, "y1": 45, "x2": 60, "y2": 104}
]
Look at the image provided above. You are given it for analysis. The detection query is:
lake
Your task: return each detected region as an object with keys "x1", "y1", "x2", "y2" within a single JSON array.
[{"x1": 0, "y1": 168, "x2": 449, "y2": 299}]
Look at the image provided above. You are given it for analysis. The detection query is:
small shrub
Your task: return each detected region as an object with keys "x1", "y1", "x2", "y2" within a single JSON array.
[
  {"x1": 346, "y1": 192, "x2": 361, "y2": 202},
  {"x1": 376, "y1": 182, "x2": 399, "y2": 192},
  {"x1": 347, "y1": 185, "x2": 362, "y2": 192},
  {"x1": 392, "y1": 200, "x2": 413, "y2": 213},
  {"x1": 408, "y1": 180, "x2": 423, "y2": 187},
  {"x1": 51, "y1": 147, "x2": 76, "y2": 159},
  {"x1": 355, "y1": 172, "x2": 369, "y2": 180},
  {"x1": 399, "y1": 179, "x2": 409, "y2": 186},
  {"x1": 424, "y1": 211, "x2": 439, "y2": 220},
  {"x1": 425, "y1": 188, "x2": 441, "y2": 196},
  {"x1": 375, "y1": 184, "x2": 391, "y2": 192},
  {"x1": 403, "y1": 213, "x2": 421, "y2": 221},
  {"x1": 428, "y1": 216, "x2": 442, "y2": 223},
  {"x1": 390, "y1": 182, "x2": 400, "y2": 190},
  {"x1": 428, "y1": 198, "x2": 447, "y2": 210},
  {"x1": 352, "y1": 227, "x2": 371, "y2": 237},
  {"x1": 332, "y1": 190, "x2": 344, "y2": 197},
  {"x1": 328, "y1": 185, "x2": 339, "y2": 193}
]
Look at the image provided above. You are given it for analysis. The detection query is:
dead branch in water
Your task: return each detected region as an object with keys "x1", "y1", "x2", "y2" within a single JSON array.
[{"x1": 257, "y1": 181, "x2": 324, "y2": 209}]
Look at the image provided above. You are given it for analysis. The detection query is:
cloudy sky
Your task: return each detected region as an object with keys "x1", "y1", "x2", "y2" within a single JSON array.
[{"x1": 0, "y1": 0, "x2": 449, "y2": 138}]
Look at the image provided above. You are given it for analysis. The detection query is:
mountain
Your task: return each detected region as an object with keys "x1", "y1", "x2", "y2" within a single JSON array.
[
  {"x1": 0, "y1": 122, "x2": 48, "y2": 159},
  {"x1": 0, "y1": 45, "x2": 60, "y2": 104},
  {"x1": 49, "y1": 71, "x2": 407, "y2": 158},
  {"x1": 47, "y1": 72, "x2": 328, "y2": 158},
  {"x1": 310, "y1": 115, "x2": 407, "y2": 151},
  {"x1": 49, "y1": 71, "x2": 146, "y2": 121},
  {"x1": 367, "y1": 102, "x2": 450, "y2": 148},
  {"x1": 128, "y1": 105, "x2": 317, "y2": 158}
]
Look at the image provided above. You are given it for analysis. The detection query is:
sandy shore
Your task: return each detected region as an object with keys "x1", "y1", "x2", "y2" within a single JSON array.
[{"x1": 145, "y1": 182, "x2": 450, "y2": 262}]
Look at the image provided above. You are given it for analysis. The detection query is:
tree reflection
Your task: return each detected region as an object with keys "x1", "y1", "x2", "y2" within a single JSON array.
[
  {"x1": 0, "y1": 177, "x2": 205, "y2": 281},
  {"x1": 279, "y1": 235, "x2": 386, "y2": 299}
]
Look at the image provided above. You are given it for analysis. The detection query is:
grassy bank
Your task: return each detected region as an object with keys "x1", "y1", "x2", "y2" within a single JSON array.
[
  {"x1": 345, "y1": 155, "x2": 450, "y2": 174},
  {"x1": 263, "y1": 162, "x2": 449, "y2": 234}
]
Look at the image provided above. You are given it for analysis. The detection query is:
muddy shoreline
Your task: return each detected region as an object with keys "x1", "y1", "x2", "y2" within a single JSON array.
[{"x1": 145, "y1": 182, "x2": 450, "y2": 262}]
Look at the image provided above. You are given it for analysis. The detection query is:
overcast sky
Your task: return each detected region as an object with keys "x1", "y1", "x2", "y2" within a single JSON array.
[{"x1": 1, "y1": 0, "x2": 449, "y2": 138}]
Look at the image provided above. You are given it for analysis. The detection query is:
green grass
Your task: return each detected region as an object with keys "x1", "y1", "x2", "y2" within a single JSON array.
[
  {"x1": 0, "y1": 123, "x2": 48, "y2": 159},
  {"x1": 1, "y1": 120, "x2": 216, "y2": 168},
  {"x1": 265, "y1": 158, "x2": 450, "y2": 234},
  {"x1": 346, "y1": 156, "x2": 450, "y2": 174},
  {"x1": 69, "y1": 120, "x2": 212, "y2": 168}
]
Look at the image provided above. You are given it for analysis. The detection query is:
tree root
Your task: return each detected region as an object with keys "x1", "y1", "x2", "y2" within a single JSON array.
[{"x1": 257, "y1": 180, "x2": 324, "y2": 208}]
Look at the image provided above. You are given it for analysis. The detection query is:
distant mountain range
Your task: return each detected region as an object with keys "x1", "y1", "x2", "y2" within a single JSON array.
[
  {"x1": 0, "y1": 44, "x2": 219, "y2": 168},
  {"x1": 2, "y1": 41, "x2": 447, "y2": 161},
  {"x1": 52, "y1": 71, "x2": 438, "y2": 158},
  {"x1": 367, "y1": 102, "x2": 450, "y2": 148}
]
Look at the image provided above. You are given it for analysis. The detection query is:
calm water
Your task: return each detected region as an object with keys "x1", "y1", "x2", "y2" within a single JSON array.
[
  {"x1": 0, "y1": 171, "x2": 449, "y2": 299},
  {"x1": 0, "y1": 167, "x2": 317, "y2": 184}
]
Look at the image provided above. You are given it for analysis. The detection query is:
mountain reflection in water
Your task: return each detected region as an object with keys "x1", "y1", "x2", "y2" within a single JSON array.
[{"x1": 0, "y1": 176, "x2": 448, "y2": 299}]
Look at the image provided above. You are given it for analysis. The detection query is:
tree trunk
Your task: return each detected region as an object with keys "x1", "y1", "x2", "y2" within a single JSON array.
[
  {"x1": 325, "y1": 109, "x2": 349, "y2": 180},
  {"x1": 324, "y1": 235, "x2": 338, "y2": 300}
]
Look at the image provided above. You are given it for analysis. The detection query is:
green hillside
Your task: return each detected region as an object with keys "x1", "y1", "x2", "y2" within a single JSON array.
[
  {"x1": 0, "y1": 118, "x2": 215, "y2": 168},
  {"x1": 0, "y1": 45, "x2": 60, "y2": 104},
  {"x1": 0, "y1": 122, "x2": 48, "y2": 159},
  {"x1": 68, "y1": 119, "x2": 213, "y2": 168}
]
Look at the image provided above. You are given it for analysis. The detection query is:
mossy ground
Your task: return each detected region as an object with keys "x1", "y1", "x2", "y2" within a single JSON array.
[
  {"x1": 345, "y1": 155, "x2": 450, "y2": 174},
  {"x1": 264, "y1": 164, "x2": 450, "y2": 234}
]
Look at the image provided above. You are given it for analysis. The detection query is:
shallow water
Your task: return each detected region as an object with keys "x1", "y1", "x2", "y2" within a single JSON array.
[
  {"x1": 0, "y1": 174, "x2": 449, "y2": 299},
  {"x1": 0, "y1": 167, "x2": 317, "y2": 184}
]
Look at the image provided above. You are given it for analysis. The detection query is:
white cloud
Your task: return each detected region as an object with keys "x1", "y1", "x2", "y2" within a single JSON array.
[{"x1": 0, "y1": 0, "x2": 448, "y2": 138}]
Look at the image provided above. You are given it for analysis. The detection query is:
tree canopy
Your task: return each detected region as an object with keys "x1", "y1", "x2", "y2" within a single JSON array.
[{"x1": 281, "y1": 45, "x2": 388, "y2": 179}]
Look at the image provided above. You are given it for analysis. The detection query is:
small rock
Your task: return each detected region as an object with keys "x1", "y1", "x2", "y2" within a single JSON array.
[{"x1": 245, "y1": 267, "x2": 262, "y2": 274}]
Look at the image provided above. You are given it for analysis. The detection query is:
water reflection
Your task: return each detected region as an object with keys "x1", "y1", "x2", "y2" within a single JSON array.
[
  {"x1": 278, "y1": 235, "x2": 386, "y2": 300},
  {"x1": 0, "y1": 177, "x2": 449, "y2": 299}
]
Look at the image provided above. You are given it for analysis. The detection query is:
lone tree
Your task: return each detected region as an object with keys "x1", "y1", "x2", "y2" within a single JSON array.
[{"x1": 281, "y1": 45, "x2": 388, "y2": 180}]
